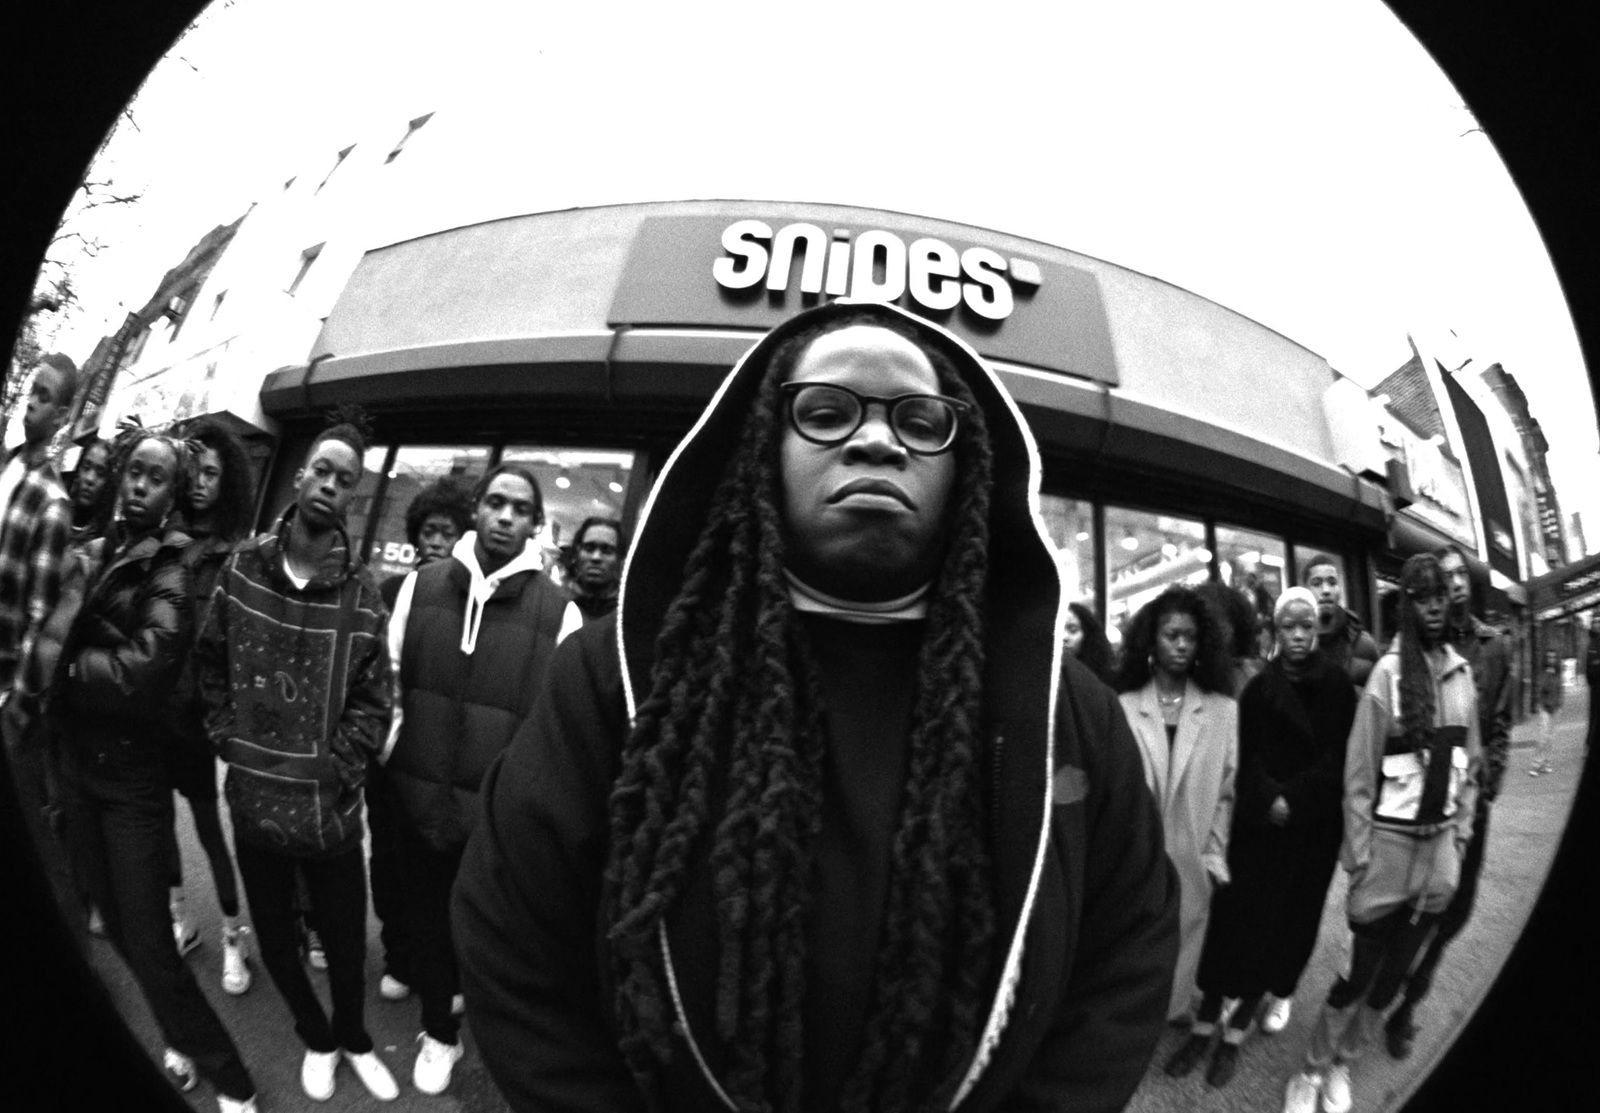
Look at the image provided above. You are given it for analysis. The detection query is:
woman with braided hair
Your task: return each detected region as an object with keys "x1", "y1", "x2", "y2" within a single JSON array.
[
  {"x1": 1280, "y1": 553, "x2": 1481, "y2": 1113},
  {"x1": 54, "y1": 426, "x2": 259, "y2": 1112},
  {"x1": 454, "y1": 301, "x2": 1179, "y2": 1113}
]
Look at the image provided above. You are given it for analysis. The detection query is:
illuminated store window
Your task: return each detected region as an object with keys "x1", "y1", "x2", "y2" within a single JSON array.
[
  {"x1": 361, "y1": 444, "x2": 490, "y2": 582},
  {"x1": 335, "y1": 445, "x2": 395, "y2": 571},
  {"x1": 1105, "y1": 506, "x2": 1207, "y2": 647},
  {"x1": 1039, "y1": 495, "x2": 1097, "y2": 608},
  {"x1": 499, "y1": 445, "x2": 636, "y2": 552},
  {"x1": 1216, "y1": 524, "x2": 1286, "y2": 604}
]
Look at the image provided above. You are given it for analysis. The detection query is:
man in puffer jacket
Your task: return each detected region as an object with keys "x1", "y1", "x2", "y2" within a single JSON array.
[
  {"x1": 382, "y1": 463, "x2": 579, "y2": 1094},
  {"x1": 194, "y1": 417, "x2": 399, "y2": 1103}
]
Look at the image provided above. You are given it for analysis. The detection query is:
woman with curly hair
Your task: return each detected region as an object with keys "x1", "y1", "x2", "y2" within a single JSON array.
[
  {"x1": 1281, "y1": 554, "x2": 1480, "y2": 1113},
  {"x1": 164, "y1": 415, "x2": 260, "y2": 995},
  {"x1": 1063, "y1": 599, "x2": 1115, "y2": 685},
  {"x1": 1115, "y1": 584, "x2": 1239, "y2": 1022},
  {"x1": 453, "y1": 301, "x2": 1179, "y2": 1113},
  {"x1": 56, "y1": 427, "x2": 259, "y2": 1112}
]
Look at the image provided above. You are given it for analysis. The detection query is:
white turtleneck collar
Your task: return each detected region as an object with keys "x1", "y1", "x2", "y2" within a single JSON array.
[{"x1": 783, "y1": 568, "x2": 931, "y2": 624}]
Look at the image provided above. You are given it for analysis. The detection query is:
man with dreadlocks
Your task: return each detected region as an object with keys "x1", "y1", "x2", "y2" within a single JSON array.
[
  {"x1": 195, "y1": 412, "x2": 400, "y2": 1103},
  {"x1": 1281, "y1": 553, "x2": 1481, "y2": 1113},
  {"x1": 453, "y1": 301, "x2": 1180, "y2": 1113}
]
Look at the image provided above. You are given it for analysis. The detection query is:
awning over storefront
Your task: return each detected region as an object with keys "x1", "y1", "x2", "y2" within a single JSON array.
[{"x1": 1527, "y1": 552, "x2": 1600, "y2": 620}]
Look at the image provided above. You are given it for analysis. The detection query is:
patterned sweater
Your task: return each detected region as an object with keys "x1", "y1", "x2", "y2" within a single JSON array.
[{"x1": 195, "y1": 505, "x2": 391, "y2": 858}]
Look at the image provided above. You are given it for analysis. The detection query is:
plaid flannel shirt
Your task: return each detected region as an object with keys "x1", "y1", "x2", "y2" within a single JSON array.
[{"x1": 0, "y1": 443, "x2": 71, "y2": 707}]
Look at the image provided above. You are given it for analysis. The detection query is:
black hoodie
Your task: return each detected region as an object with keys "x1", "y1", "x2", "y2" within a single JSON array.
[{"x1": 452, "y1": 301, "x2": 1178, "y2": 1112}]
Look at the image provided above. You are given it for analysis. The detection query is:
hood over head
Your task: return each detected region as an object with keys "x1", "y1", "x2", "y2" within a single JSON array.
[{"x1": 620, "y1": 298, "x2": 1061, "y2": 717}]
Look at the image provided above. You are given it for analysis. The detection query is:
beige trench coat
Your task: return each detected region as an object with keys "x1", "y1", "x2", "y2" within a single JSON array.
[{"x1": 1121, "y1": 679, "x2": 1239, "y2": 1019}]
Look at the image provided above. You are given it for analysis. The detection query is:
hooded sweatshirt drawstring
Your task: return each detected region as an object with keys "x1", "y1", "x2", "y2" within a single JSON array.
[{"x1": 452, "y1": 532, "x2": 546, "y2": 655}]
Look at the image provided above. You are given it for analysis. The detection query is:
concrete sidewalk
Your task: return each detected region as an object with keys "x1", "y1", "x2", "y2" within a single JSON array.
[{"x1": 1125, "y1": 687, "x2": 1589, "y2": 1113}]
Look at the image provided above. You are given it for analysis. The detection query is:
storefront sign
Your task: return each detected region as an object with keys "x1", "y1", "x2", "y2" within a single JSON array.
[
  {"x1": 608, "y1": 213, "x2": 1120, "y2": 385},
  {"x1": 1375, "y1": 409, "x2": 1475, "y2": 546}
]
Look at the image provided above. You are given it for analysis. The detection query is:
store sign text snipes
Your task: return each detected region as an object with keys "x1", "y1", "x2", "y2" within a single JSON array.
[{"x1": 711, "y1": 219, "x2": 1043, "y2": 321}]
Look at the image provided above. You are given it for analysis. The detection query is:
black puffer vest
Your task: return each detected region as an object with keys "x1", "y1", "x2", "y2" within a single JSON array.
[{"x1": 388, "y1": 557, "x2": 568, "y2": 850}]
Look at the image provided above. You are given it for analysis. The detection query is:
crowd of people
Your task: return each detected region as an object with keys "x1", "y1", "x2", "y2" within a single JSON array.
[{"x1": 0, "y1": 301, "x2": 1556, "y2": 1113}]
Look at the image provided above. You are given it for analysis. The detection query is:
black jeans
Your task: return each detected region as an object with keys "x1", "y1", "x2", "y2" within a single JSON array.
[
  {"x1": 61, "y1": 746, "x2": 254, "y2": 1098},
  {"x1": 234, "y1": 837, "x2": 374, "y2": 1053},
  {"x1": 1400, "y1": 801, "x2": 1491, "y2": 1009},
  {"x1": 165, "y1": 741, "x2": 241, "y2": 917},
  {"x1": 365, "y1": 764, "x2": 413, "y2": 983},
  {"x1": 396, "y1": 824, "x2": 465, "y2": 1043}
]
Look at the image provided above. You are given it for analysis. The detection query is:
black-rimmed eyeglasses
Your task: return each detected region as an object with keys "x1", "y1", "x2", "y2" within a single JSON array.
[{"x1": 779, "y1": 382, "x2": 969, "y2": 456}]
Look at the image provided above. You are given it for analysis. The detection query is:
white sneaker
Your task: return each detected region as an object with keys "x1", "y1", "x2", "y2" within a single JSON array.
[
  {"x1": 1263, "y1": 994, "x2": 1293, "y2": 1033},
  {"x1": 173, "y1": 919, "x2": 201, "y2": 958},
  {"x1": 344, "y1": 1049, "x2": 400, "y2": 1101},
  {"x1": 380, "y1": 973, "x2": 411, "y2": 1000},
  {"x1": 1322, "y1": 1062, "x2": 1353, "y2": 1113},
  {"x1": 412, "y1": 1033, "x2": 465, "y2": 1095},
  {"x1": 301, "y1": 1048, "x2": 338, "y2": 1101},
  {"x1": 1283, "y1": 1070, "x2": 1322, "y2": 1113},
  {"x1": 222, "y1": 926, "x2": 252, "y2": 995},
  {"x1": 217, "y1": 1095, "x2": 258, "y2": 1113},
  {"x1": 163, "y1": 1048, "x2": 197, "y2": 1092},
  {"x1": 452, "y1": 993, "x2": 465, "y2": 1016}
]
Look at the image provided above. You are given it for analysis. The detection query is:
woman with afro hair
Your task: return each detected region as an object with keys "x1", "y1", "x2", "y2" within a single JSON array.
[
  {"x1": 453, "y1": 301, "x2": 1179, "y2": 1113},
  {"x1": 1114, "y1": 584, "x2": 1239, "y2": 1023}
]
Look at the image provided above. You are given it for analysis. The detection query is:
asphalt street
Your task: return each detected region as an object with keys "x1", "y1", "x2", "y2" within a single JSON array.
[{"x1": 83, "y1": 689, "x2": 1590, "y2": 1112}]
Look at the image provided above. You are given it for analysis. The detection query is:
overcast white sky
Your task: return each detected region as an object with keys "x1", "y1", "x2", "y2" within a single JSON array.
[{"x1": 39, "y1": 0, "x2": 1598, "y2": 550}]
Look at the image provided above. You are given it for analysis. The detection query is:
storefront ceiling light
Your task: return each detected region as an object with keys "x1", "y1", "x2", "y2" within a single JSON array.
[
  {"x1": 609, "y1": 480, "x2": 624, "y2": 494},
  {"x1": 1121, "y1": 533, "x2": 1139, "y2": 551},
  {"x1": 1161, "y1": 543, "x2": 1178, "y2": 559},
  {"x1": 556, "y1": 472, "x2": 571, "y2": 489},
  {"x1": 1075, "y1": 531, "x2": 1090, "y2": 542}
]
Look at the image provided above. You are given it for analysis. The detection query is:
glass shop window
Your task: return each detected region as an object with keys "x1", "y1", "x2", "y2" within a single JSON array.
[
  {"x1": 339, "y1": 445, "x2": 393, "y2": 572},
  {"x1": 1104, "y1": 506, "x2": 1208, "y2": 650},
  {"x1": 1216, "y1": 524, "x2": 1287, "y2": 653},
  {"x1": 362, "y1": 444, "x2": 491, "y2": 583},
  {"x1": 499, "y1": 445, "x2": 636, "y2": 583},
  {"x1": 1038, "y1": 495, "x2": 1097, "y2": 609}
]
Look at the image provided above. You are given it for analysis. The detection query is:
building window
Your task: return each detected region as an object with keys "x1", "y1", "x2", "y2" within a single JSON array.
[
  {"x1": 165, "y1": 287, "x2": 196, "y2": 342},
  {"x1": 1039, "y1": 495, "x2": 1098, "y2": 608},
  {"x1": 384, "y1": 112, "x2": 434, "y2": 164},
  {"x1": 209, "y1": 290, "x2": 227, "y2": 321},
  {"x1": 315, "y1": 145, "x2": 355, "y2": 194},
  {"x1": 498, "y1": 445, "x2": 635, "y2": 553},
  {"x1": 286, "y1": 243, "x2": 325, "y2": 296},
  {"x1": 1104, "y1": 506, "x2": 1208, "y2": 646}
]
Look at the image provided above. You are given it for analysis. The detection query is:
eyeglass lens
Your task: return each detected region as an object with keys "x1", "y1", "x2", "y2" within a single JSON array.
[{"x1": 789, "y1": 384, "x2": 958, "y2": 453}]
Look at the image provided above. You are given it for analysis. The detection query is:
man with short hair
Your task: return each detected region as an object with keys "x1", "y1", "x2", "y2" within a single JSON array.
[
  {"x1": 566, "y1": 515, "x2": 624, "y2": 623},
  {"x1": 196, "y1": 418, "x2": 401, "y2": 1102},
  {"x1": 1, "y1": 353, "x2": 81, "y2": 944},
  {"x1": 1383, "y1": 544, "x2": 1512, "y2": 1059},
  {"x1": 383, "y1": 463, "x2": 580, "y2": 1093},
  {"x1": 1302, "y1": 554, "x2": 1379, "y2": 689}
]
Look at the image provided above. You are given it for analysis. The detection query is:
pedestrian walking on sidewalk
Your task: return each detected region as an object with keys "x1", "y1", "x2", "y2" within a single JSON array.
[
  {"x1": 1281, "y1": 553, "x2": 1481, "y2": 1113},
  {"x1": 55, "y1": 427, "x2": 258, "y2": 1113},
  {"x1": 195, "y1": 413, "x2": 400, "y2": 1104},
  {"x1": 1118, "y1": 585, "x2": 1239, "y2": 1023},
  {"x1": 1167, "y1": 588, "x2": 1356, "y2": 1088},
  {"x1": 1531, "y1": 650, "x2": 1561, "y2": 776},
  {"x1": 1384, "y1": 545, "x2": 1513, "y2": 1058}
]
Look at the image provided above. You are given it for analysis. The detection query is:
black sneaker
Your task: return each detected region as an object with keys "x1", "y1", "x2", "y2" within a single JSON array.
[
  {"x1": 1385, "y1": 1007, "x2": 1417, "y2": 1060},
  {"x1": 1206, "y1": 1042, "x2": 1239, "y2": 1088},
  {"x1": 1164, "y1": 1033, "x2": 1212, "y2": 1077}
]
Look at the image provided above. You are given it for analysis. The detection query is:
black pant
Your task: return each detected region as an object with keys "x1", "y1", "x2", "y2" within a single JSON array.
[
  {"x1": 1328, "y1": 904, "x2": 1440, "y2": 1012},
  {"x1": 165, "y1": 743, "x2": 241, "y2": 917},
  {"x1": 234, "y1": 837, "x2": 373, "y2": 1053},
  {"x1": 1400, "y1": 802, "x2": 1491, "y2": 1009},
  {"x1": 396, "y1": 824, "x2": 464, "y2": 1043},
  {"x1": 365, "y1": 764, "x2": 413, "y2": 983},
  {"x1": 61, "y1": 749, "x2": 254, "y2": 1098}
]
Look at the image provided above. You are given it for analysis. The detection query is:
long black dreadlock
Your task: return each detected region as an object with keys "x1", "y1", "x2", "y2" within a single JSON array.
[
  {"x1": 605, "y1": 309, "x2": 999, "y2": 1113},
  {"x1": 1396, "y1": 553, "x2": 1446, "y2": 751}
]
